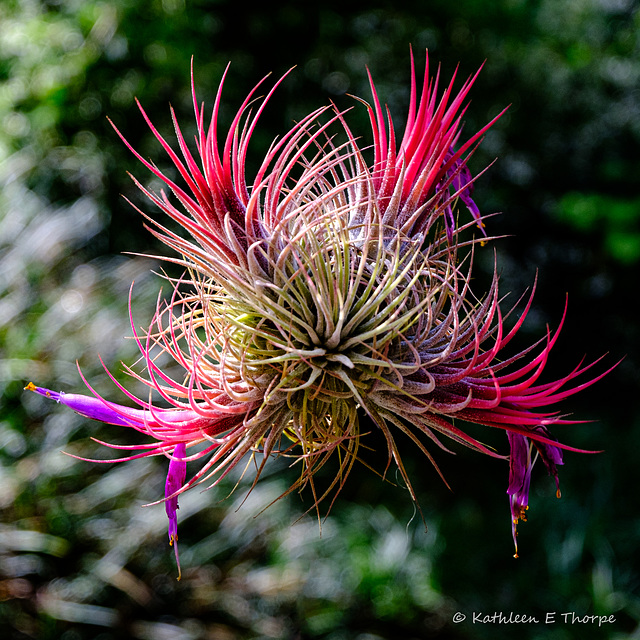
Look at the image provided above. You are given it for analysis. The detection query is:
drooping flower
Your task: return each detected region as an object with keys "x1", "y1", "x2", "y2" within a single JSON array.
[
  {"x1": 27, "y1": 51, "x2": 612, "y2": 573},
  {"x1": 507, "y1": 426, "x2": 565, "y2": 556},
  {"x1": 165, "y1": 442, "x2": 186, "y2": 578}
]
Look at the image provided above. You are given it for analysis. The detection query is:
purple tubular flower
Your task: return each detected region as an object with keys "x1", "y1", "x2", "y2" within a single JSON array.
[
  {"x1": 507, "y1": 432, "x2": 533, "y2": 557},
  {"x1": 24, "y1": 382, "x2": 216, "y2": 434},
  {"x1": 440, "y1": 152, "x2": 485, "y2": 243},
  {"x1": 507, "y1": 427, "x2": 565, "y2": 557},
  {"x1": 26, "y1": 49, "x2": 615, "y2": 568},
  {"x1": 165, "y1": 443, "x2": 187, "y2": 579},
  {"x1": 25, "y1": 383, "x2": 157, "y2": 427},
  {"x1": 533, "y1": 425, "x2": 565, "y2": 487},
  {"x1": 24, "y1": 380, "x2": 227, "y2": 578}
]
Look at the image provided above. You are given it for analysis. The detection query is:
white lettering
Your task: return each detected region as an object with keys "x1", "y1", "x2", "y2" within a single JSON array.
[
  {"x1": 467, "y1": 611, "x2": 615, "y2": 626},
  {"x1": 471, "y1": 612, "x2": 539, "y2": 624},
  {"x1": 561, "y1": 612, "x2": 616, "y2": 625}
]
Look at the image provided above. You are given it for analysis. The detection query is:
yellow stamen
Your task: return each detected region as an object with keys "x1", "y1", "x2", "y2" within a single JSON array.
[{"x1": 170, "y1": 534, "x2": 182, "y2": 581}]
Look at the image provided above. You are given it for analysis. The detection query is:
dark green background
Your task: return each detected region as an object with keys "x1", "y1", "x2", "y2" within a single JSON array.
[{"x1": 1, "y1": 0, "x2": 638, "y2": 638}]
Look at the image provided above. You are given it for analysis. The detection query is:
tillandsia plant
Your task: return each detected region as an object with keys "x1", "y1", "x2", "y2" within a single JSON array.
[{"x1": 27, "y1": 50, "x2": 611, "y2": 577}]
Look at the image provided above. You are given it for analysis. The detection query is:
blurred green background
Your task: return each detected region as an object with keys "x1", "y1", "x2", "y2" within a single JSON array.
[{"x1": 1, "y1": 0, "x2": 639, "y2": 638}]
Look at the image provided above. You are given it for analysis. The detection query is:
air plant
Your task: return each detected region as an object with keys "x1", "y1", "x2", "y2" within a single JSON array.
[{"x1": 27, "y1": 51, "x2": 610, "y2": 577}]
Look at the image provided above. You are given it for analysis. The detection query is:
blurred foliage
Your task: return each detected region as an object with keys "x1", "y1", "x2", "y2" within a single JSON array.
[
  {"x1": 555, "y1": 192, "x2": 640, "y2": 263},
  {"x1": 1, "y1": 0, "x2": 639, "y2": 638}
]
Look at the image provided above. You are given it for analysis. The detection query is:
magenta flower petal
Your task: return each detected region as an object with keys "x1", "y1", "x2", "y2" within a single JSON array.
[
  {"x1": 24, "y1": 383, "x2": 222, "y2": 436},
  {"x1": 165, "y1": 442, "x2": 187, "y2": 580},
  {"x1": 532, "y1": 425, "x2": 564, "y2": 498},
  {"x1": 507, "y1": 432, "x2": 533, "y2": 557},
  {"x1": 25, "y1": 383, "x2": 143, "y2": 428},
  {"x1": 506, "y1": 426, "x2": 566, "y2": 557}
]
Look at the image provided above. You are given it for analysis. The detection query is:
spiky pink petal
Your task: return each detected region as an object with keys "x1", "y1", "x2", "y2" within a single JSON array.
[{"x1": 364, "y1": 49, "x2": 506, "y2": 239}]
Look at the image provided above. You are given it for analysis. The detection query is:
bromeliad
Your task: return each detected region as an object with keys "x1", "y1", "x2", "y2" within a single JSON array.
[{"x1": 26, "y1": 50, "x2": 611, "y2": 574}]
